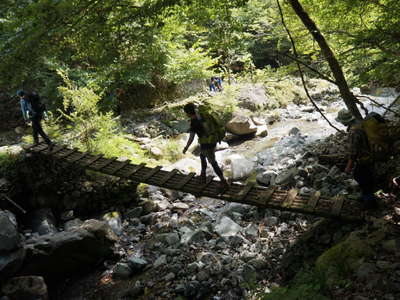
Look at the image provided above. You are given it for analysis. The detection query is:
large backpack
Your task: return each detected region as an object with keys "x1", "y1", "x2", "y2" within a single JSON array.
[
  {"x1": 27, "y1": 92, "x2": 46, "y2": 116},
  {"x1": 197, "y1": 105, "x2": 226, "y2": 144},
  {"x1": 352, "y1": 112, "x2": 390, "y2": 161}
]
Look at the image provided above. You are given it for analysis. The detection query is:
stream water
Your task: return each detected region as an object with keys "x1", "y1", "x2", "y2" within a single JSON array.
[{"x1": 237, "y1": 88, "x2": 399, "y2": 159}]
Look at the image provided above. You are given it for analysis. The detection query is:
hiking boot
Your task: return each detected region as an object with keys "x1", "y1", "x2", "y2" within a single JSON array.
[
  {"x1": 47, "y1": 142, "x2": 55, "y2": 151},
  {"x1": 217, "y1": 180, "x2": 230, "y2": 192},
  {"x1": 199, "y1": 173, "x2": 207, "y2": 184}
]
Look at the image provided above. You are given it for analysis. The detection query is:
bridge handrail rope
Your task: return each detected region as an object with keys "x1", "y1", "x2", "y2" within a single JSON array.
[{"x1": 25, "y1": 143, "x2": 364, "y2": 221}]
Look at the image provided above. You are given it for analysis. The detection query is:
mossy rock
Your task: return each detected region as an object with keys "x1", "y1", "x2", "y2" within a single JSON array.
[
  {"x1": 367, "y1": 228, "x2": 386, "y2": 245},
  {"x1": 316, "y1": 230, "x2": 374, "y2": 286}
]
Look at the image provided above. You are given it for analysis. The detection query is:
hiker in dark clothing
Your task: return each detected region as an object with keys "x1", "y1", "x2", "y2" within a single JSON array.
[
  {"x1": 183, "y1": 103, "x2": 229, "y2": 189},
  {"x1": 17, "y1": 90, "x2": 53, "y2": 149},
  {"x1": 336, "y1": 108, "x2": 377, "y2": 209}
]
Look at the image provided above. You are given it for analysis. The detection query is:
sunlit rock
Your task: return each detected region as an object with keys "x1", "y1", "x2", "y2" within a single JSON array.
[
  {"x1": 226, "y1": 115, "x2": 257, "y2": 135},
  {"x1": 256, "y1": 170, "x2": 277, "y2": 186},
  {"x1": 275, "y1": 167, "x2": 298, "y2": 185},
  {"x1": 224, "y1": 154, "x2": 255, "y2": 180},
  {"x1": 237, "y1": 84, "x2": 269, "y2": 111},
  {"x1": 255, "y1": 125, "x2": 268, "y2": 137},
  {"x1": 102, "y1": 212, "x2": 122, "y2": 236},
  {"x1": 214, "y1": 216, "x2": 242, "y2": 237}
]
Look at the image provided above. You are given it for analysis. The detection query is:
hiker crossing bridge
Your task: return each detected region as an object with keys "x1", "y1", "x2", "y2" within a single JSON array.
[{"x1": 26, "y1": 143, "x2": 364, "y2": 221}]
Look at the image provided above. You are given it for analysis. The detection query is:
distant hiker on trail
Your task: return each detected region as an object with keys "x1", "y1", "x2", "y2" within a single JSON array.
[
  {"x1": 182, "y1": 102, "x2": 229, "y2": 190},
  {"x1": 215, "y1": 77, "x2": 223, "y2": 91},
  {"x1": 209, "y1": 77, "x2": 223, "y2": 92},
  {"x1": 209, "y1": 77, "x2": 217, "y2": 92},
  {"x1": 17, "y1": 90, "x2": 53, "y2": 149},
  {"x1": 335, "y1": 108, "x2": 389, "y2": 209}
]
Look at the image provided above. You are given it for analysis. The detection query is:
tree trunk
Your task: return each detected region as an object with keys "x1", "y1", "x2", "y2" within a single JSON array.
[{"x1": 288, "y1": 0, "x2": 362, "y2": 120}]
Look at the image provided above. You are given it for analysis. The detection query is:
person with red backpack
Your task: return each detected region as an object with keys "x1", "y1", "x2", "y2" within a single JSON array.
[
  {"x1": 17, "y1": 90, "x2": 54, "y2": 149},
  {"x1": 182, "y1": 102, "x2": 229, "y2": 190}
]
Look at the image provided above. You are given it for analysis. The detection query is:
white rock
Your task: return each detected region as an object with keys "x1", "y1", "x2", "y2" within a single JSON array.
[
  {"x1": 214, "y1": 216, "x2": 242, "y2": 237},
  {"x1": 225, "y1": 154, "x2": 255, "y2": 180}
]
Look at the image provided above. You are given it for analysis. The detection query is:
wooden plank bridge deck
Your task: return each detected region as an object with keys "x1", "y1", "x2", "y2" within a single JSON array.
[{"x1": 26, "y1": 143, "x2": 364, "y2": 221}]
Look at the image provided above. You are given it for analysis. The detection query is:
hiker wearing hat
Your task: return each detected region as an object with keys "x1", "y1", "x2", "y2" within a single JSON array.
[
  {"x1": 17, "y1": 90, "x2": 54, "y2": 149},
  {"x1": 336, "y1": 108, "x2": 378, "y2": 209}
]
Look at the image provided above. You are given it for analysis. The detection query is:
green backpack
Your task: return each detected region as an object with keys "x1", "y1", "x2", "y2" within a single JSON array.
[{"x1": 197, "y1": 105, "x2": 226, "y2": 144}]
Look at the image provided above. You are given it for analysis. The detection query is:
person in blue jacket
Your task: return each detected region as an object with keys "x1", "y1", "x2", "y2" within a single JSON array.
[
  {"x1": 17, "y1": 90, "x2": 53, "y2": 149},
  {"x1": 209, "y1": 77, "x2": 217, "y2": 92}
]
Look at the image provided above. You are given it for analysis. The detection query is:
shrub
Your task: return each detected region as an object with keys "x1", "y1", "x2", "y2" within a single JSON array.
[
  {"x1": 0, "y1": 152, "x2": 23, "y2": 178},
  {"x1": 56, "y1": 70, "x2": 146, "y2": 161}
]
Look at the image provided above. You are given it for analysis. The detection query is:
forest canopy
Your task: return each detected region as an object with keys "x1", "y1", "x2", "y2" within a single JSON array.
[{"x1": 1, "y1": 0, "x2": 399, "y2": 107}]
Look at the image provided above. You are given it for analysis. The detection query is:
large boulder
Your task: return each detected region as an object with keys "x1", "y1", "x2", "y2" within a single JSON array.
[
  {"x1": 226, "y1": 115, "x2": 257, "y2": 135},
  {"x1": 19, "y1": 220, "x2": 116, "y2": 279},
  {"x1": 237, "y1": 84, "x2": 269, "y2": 111},
  {"x1": 0, "y1": 210, "x2": 25, "y2": 281},
  {"x1": 316, "y1": 230, "x2": 374, "y2": 287},
  {"x1": 0, "y1": 210, "x2": 20, "y2": 252}
]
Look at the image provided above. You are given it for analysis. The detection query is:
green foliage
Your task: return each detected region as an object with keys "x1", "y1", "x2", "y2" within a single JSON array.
[
  {"x1": 262, "y1": 267, "x2": 330, "y2": 300},
  {"x1": 2, "y1": 0, "x2": 399, "y2": 113},
  {"x1": 163, "y1": 45, "x2": 216, "y2": 83},
  {"x1": 95, "y1": 135, "x2": 146, "y2": 164},
  {"x1": 282, "y1": 0, "x2": 400, "y2": 86},
  {"x1": 263, "y1": 75, "x2": 306, "y2": 108},
  {"x1": 42, "y1": 112, "x2": 64, "y2": 141},
  {"x1": 56, "y1": 71, "x2": 146, "y2": 162},
  {"x1": 203, "y1": 84, "x2": 239, "y2": 121},
  {"x1": 0, "y1": 152, "x2": 22, "y2": 178}
]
